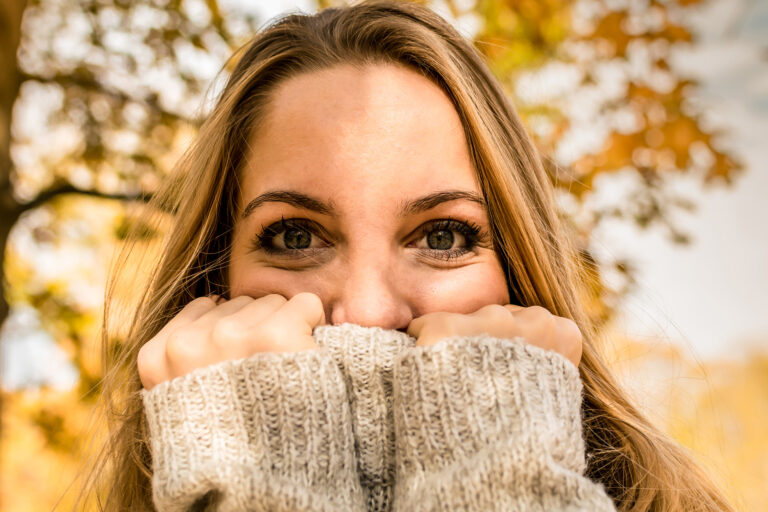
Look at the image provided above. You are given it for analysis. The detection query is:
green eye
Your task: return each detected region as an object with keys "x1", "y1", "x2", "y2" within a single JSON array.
[
  {"x1": 251, "y1": 217, "x2": 328, "y2": 256},
  {"x1": 413, "y1": 218, "x2": 484, "y2": 261},
  {"x1": 427, "y1": 229, "x2": 454, "y2": 250},
  {"x1": 284, "y1": 227, "x2": 312, "y2": 249},
  {"x1": 250, "y1": 216, "x2": 486, "y2": 263}
]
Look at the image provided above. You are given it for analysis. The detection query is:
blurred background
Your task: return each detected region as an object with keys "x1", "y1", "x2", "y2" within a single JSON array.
[{"x1": 0, "y1": 0, "x2": 766, "y2": 509}]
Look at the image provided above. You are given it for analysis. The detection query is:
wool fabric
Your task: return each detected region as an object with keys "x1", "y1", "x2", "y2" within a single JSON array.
[{"x1": 142, "y1": 323, "x2": 616, "y2": 511}]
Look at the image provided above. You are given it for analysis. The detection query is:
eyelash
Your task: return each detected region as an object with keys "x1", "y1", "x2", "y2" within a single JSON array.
[
  {"x1": 414, "y1": 218, "x2": 483, "y2": 261},
  {"x1": 250, "y1": 217, "x2": 483, "y2": 262}
]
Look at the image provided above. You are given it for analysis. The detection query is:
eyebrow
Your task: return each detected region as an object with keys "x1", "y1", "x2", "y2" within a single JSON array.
[{"x1": 240, "y1": 189, "x2": 486, "y2": 219}]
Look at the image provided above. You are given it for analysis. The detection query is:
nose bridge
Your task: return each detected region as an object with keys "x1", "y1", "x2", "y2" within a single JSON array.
[{"x1": 329, "y1": 246, "x2": 412, "y2": 330}]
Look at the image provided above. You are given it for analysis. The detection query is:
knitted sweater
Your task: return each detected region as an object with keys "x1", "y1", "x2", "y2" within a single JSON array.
[{"x1": 142, "y1": 323, "x2": 617, "y2": 511}]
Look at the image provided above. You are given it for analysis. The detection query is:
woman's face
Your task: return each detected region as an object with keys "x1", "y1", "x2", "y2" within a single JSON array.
[{"x1": 229, "y1": 63, "x2": 510, "y2": 331}]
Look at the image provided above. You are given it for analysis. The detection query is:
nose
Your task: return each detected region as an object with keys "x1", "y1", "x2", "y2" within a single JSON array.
[{"x1": 328, "y1": 256, "x2": 413, "y2": 331}]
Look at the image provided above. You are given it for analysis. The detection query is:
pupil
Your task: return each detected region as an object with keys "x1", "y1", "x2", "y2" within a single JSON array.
[
  {"x1": 285, "y1": 229, "x2": 311, "y2": 249},
  {"x1": 427, "y1": 230, "x2": 453, "y2": 250}
]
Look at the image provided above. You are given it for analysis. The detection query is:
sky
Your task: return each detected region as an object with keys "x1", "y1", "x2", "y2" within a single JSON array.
[
  {"x1": 592, "y1": 0, "x2": 768, "y2": 359},
  {"x1": 2, "y1": 0, "x2": 767, "y2": 389}
]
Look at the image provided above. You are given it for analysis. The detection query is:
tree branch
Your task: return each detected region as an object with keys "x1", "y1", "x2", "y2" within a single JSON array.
[
  {"x1": 18, "y1": 70, "x2": 198, "y2": 126},
  {"x1": 14, "y1": 183, "x2": 152, "y2": 218}
]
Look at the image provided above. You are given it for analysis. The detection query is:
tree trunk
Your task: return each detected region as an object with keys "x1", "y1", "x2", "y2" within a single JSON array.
[{"x1": 1, "y1": 0, "x2": 29, "y2": 434}]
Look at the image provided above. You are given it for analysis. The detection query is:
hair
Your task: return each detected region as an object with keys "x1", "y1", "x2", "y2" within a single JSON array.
[{"x1": 83, "y1": 1, "x2": 733, "y2": 510}]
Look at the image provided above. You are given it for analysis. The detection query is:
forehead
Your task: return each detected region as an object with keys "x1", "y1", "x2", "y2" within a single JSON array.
[{"x1": 239, "y1": 62, "x2": 479, "y2": 211}]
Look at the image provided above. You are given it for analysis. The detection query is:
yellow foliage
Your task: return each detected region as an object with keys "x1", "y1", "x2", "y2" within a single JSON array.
[
  {"x1": 603, "y1": 328, "x2": 768, "y2": 510},
  {"x1": 1, "y1": 389, "x2": 103, "y2": 511},
  {"x1": 0, "y1": 1, "x2": 755, "y2": 510}
]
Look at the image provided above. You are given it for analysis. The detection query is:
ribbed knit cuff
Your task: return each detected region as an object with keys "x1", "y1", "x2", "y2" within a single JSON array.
[
  {"x1": 392, "y1": 335, "x2": 586, "y2": 477},
  {"x1": 142, "y1": 348, "x2": 363, "y2": 511},
  {"x1": 390, "y1": 336, "x2": 618, "y2": 511},
  {"x1": 313, "y1": 323, "x2": 416, "y2": 510}
]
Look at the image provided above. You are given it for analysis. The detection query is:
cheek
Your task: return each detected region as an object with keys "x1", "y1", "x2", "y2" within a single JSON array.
[
  {"x1": 404, "y1": 259, "x2": 511, "y2": 315},
  {"x1": 228, "y1": 261, "x2": 323, "y2": 299},
  {"x1": 227, "y1": 234, "x2": 312, "y2": 299},
  {"x1": 228, "y1": 248, "x2": 511, "y2": 314}
]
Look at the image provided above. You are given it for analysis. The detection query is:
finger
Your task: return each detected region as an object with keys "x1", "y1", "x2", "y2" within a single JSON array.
[
  {"x1": 223, "y1": 294, "x2": 288, "y2": 330},
  {"x1": 556, "y1": 317, "x2": 583, "y2": 346},
  {"x1": 195, "y1": 295, "x2": 255, "y2": 326},
  {"x1": 164, "y1": 328, "x2": 217, "y2": 379},
  {"x1": 555, "y1": 316, "x2": 583, "y2": 366},
  {"x1": 406, "y1": 315, "x2": 424, "y2": 339},
  {"x1": 409, "y1": 312, "x2": 458, "y2": 346},
  {"x1": 137, "y1": 296, "x2": 221, "y2": 389},
  {"x1": 156, "y1": 296, "x2": 218, "y2": 337},
  {"x1": 254, "y1": 293, "x2": 323, "y2": 352},
  {"x1": 277, "y1": 292, "x2": 326, "y2": 329},
  {"x1": 472, "y1": 303, "x2": 513, "y2": 320},
  {"x1": 503, "y1": 303, "x2": 526, "y2": 313},
  {"x1": 137, "y1": 338, "x2": 169, "y2": 390},
  {"x1": 406, "y1": 312, "x2": 437, "y2": 339}
]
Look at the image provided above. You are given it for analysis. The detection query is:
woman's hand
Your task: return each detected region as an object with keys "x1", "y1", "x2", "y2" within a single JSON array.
[
  {"x1": 137, "y1": 292, "x2": 325, "y2": 390},
  {"x1": 406, "y1": 304, "x2": 583, "y2": 367}
]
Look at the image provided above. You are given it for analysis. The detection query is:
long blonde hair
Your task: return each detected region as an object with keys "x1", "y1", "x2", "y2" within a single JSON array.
[{"x1": 90, "y1": 1, "x2": 733, "y2": 510}]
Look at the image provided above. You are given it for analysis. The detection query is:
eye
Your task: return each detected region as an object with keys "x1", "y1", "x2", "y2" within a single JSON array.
[
  {"x1": 250, "y1": 217, "x2": 329, "y2": 257},
  {"x1": 250, "y1": 216, "x2": 488, "y2": 263},
  {"x1": 410, "y1": 218, "x2": 483, "y2": 261}
]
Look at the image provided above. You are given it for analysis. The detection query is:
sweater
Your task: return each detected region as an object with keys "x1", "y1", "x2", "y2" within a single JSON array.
[{"x1": 141, "y1": 323, "x2": 617, "y2": 511}]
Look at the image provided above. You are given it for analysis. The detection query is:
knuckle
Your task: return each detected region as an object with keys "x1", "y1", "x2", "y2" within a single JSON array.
[
  {"x1": 559, "y1": 317, "x2": 583, "y2": 343},
  {"x1": 291, "y1": 292, "x2": 322, "y2": 308},
  {"x1": 178, "y1": 297, "x2": 217, "y2": 317},
  {"x1": 529, "y1": 306, "x2": 556, "y2": 328},
  {"x1": 212, "y1": 317, "x2": 243, "y2": 343},
  {"x1": 164, "y1": 332, "x2": 195, "y2": 363},
  {"x1": 484, "y1": 303, "x2": 510, "y2": 319},
  {"x1": 229, "y1": 295, "x2": 254, "y2": 306},
  {"x1": 262, "y1": 317, "x2": 285, "y2": 338},
  {"x1": 259, "y1": 294, "x2": 288, "y2": 311},
  {"x1": 253, "y1": 321, "x2": 282, "y2": 349},
  {"x1": 262, "y1": 293, "x2": 288, "y2": 304},
  {"x1": 188, "y1": 296, "x2": 217, "y2": 308},
  {"x1": 436, "y1": 312, "x2": 459, "y2": 331},
  {"x1": 137, "y1": 343, "x2": 157, "y2": 375},
  {"x1": 432, "y1": 311, "x2": 452, "y2": 322},
  {"x1": 418, "y1": 311, "x2": 448, "y2": 328},
  {"x1": 289, "y1": 292, "x2": 325, "y2": 322},
  {"x1": 526, "y1": 305, "x2": 550, "y2": 318}
]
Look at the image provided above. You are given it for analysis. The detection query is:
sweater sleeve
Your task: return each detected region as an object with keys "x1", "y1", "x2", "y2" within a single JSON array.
[
  {"x1": 390, "y1": 335, "x2": 617, "y2": 511},
  {"x1": 141, "y1": 348, "x2": 366, "y2": 512}
]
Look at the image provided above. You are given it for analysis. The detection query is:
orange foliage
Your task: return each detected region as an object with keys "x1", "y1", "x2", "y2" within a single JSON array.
[
  {"x1": 0, "y1": 0, "x2": 753, "y2": 510},
  {"x1": 1, "y1": 389, "x2": 103, "y2": 511}
]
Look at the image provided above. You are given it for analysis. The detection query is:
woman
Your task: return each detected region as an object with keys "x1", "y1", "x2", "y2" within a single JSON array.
[{"x1": 92, "y1": 1, "x2": 733, "y2": 510}]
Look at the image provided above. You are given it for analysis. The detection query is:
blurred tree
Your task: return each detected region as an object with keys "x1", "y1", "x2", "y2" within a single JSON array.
[
  {"x1": 1, "y1": 0, "x2": 27, "y2": 346},
  {"x1": 1, "y1": 0, "x2": 262, "y2": 343},
  {"x1": 426, "y1": 0, "x2": 742, "y2": 324},
  {"x1": 1, "y1": 0, "x2": 260, "y2": 508},
  {"x1": 0, "y1": 0, "x2": 747, "y2": 509}
]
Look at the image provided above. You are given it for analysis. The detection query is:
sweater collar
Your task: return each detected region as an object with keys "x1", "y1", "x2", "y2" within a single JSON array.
[{"x1": 313, "y1": 323, "x2": 416, "y2": 353}]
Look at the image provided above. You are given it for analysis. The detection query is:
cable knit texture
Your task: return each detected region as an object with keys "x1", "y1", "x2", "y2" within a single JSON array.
[{"x1": 142, "y1": 323, "x2": 616, "y2": 511}]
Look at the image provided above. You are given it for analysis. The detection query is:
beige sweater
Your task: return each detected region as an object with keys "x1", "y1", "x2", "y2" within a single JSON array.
[{"x1": 142, "y1": 323, "x2": 616, "y2": 511}]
